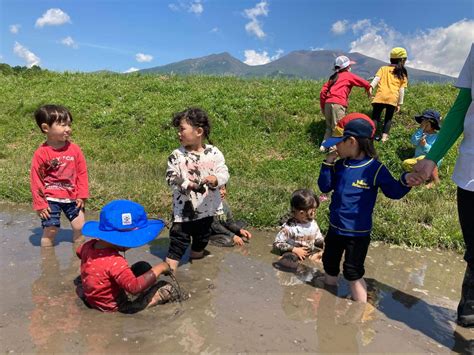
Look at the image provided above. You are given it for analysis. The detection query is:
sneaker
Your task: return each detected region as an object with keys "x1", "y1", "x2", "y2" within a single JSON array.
[
  {"x1": 374, "y1": 135, "x2": 381, "y2": 142},
  {"x1": 381, "y1": 133, "x2": 389, "y2": 142},
  {"x1": 273, "y1": 252, "x2": 299, "y2": 273},
  {"x1": 319, "y1": 145, "x2": 327, "y2": 153}
]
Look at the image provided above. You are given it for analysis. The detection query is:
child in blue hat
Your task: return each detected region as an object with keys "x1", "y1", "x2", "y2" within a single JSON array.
[
  {"x1": 76, "y1": 200, "x2": 181, "y2": 313},
  {"x1": 402, "y1": 109, "x2": 442, "y2": 186}
]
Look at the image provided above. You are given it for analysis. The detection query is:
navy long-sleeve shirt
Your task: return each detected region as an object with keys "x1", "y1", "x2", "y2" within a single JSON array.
[{"x1": 318, "y1": 157, "x2": 411, "y2": 237}]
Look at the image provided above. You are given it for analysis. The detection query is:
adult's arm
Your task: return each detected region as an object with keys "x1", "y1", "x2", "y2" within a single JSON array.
[{"x1": 425, "y1": 88, "x2": 471, "y2": 164}]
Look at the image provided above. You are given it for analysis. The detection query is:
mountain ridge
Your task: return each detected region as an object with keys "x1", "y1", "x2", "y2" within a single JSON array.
[{"x1": 139, "y1": 50, "x2": 454, "y2": 83}]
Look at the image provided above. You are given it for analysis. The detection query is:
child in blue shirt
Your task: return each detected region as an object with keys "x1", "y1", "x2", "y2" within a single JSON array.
[
  {"x1": 402, "y1": 109, "x2": 441, "y2": 185},
  {"x1": 318, "y1": 113, "x2": 414, "y2": 303}
]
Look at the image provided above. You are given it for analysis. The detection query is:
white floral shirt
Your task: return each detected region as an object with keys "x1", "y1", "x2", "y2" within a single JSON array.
[{"x1": 166, "y1": 144, "x2": 229, "y2": 222}]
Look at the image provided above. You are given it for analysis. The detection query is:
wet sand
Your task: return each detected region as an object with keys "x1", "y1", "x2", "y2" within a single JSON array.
[{"x1": 1, "y1": 203, "x2": 473, "y2": 353}]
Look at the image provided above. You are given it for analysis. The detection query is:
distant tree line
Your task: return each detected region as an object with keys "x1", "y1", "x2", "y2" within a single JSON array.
[{"x1": 0, "y1": 63, "x2": 45, "y2": 75}]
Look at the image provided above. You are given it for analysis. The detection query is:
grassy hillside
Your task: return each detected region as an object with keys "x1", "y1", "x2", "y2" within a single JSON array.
[{"x1": 0, "y1": 71, "x2": 463, "y2": 250}]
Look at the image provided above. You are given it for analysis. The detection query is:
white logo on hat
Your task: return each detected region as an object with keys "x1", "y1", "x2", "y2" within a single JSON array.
[{"x1": 122, "y1": 213, "x2": 132, "y2": 225}]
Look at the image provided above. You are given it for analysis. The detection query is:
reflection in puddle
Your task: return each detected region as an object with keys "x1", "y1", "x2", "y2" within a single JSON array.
[{"x1": 1, "y1": 204, "x2": 473, "y2": 353}]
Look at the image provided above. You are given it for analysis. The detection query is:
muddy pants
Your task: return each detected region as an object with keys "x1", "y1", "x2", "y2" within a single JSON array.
[{"x1": 167, "y1": 217, "x2": 213, "y2": 260}]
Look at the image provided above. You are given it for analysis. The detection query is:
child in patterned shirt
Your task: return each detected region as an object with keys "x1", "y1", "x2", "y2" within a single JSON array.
[
  {"x1": 273, "y1": 189, "x2": 324, "y2": 272},
  {"x1": 165, "y1": 107, "x2": 229, "y2": 272}
]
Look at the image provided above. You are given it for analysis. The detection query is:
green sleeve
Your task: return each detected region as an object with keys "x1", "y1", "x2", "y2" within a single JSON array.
[{"x1": 426, "y1": 88, "x2": 471, "y2": 164}]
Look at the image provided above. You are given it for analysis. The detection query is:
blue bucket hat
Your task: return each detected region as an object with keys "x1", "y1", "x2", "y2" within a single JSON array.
[
  {"x1": 82, "y1": 200, "x2": 165, "y2": 248},
  {"x1": 321, "y1": 113, "x2": 376, "y2": 148},
  {"x1": 414, "y1": 109, "x2": 441, "y2": 130}
]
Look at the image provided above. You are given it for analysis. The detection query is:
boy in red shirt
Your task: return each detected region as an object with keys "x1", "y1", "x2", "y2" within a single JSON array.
[
  {"x1": 30, "y1": 105, "x2": 89, "y2": 247},
  {"x1": 77, "y1": 200, "x2": 182, "y2": 313}
]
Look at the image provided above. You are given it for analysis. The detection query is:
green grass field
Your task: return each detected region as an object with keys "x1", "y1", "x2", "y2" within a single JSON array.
[{"x1": 0, "y1": 70, "x2": 463, "y2": 250}]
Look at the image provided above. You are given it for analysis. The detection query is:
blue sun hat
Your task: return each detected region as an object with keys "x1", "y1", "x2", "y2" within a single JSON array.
[
  {"x1": 414, "y1": 109, "x2": 441, "y2": 130},
  {"x1": 82, "y1": 200, "x2": 165, "y2": 248}
]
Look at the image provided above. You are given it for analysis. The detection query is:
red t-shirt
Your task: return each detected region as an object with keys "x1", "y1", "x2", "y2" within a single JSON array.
[
  {"x1": 30, "y1": 141, "x2": 89, "y2": 210},
  {"x1": 76, "y1": 240, "x2": 155, "y2": 312},
  {"x1": 319, "y1": 71, "x2": 370, "y2": 110}
]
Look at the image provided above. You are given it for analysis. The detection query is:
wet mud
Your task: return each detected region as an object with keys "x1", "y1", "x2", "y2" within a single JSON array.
[{"x1": 1, "y1": 203, "x2": 473, "y2": 353}]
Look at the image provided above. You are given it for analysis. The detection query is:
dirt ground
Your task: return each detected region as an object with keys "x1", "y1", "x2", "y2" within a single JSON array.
[{"x1": 1, "y1": 203, "x2": 473, "y2": 353}]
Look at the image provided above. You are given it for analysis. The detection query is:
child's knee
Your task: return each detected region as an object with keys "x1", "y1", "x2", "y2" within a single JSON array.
[{"x1": 343, "y1": 263, "x2": 365, "y2": 281}]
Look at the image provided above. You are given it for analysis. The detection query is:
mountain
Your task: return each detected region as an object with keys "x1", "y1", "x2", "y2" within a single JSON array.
[{"x1": 139, "y1": 50, "x2": 454, "y2": 83}]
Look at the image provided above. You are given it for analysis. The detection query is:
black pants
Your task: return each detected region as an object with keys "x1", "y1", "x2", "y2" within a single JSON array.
[
  {"x1": 372, "y1": 103, "x2": 396, "y2": 135},
  {"x1": 322, "y1": 228, "x2": 370, "y2": 281},
  {"x1": 458, "y1": 187, "x2": 474, "y2": 268},
  {"x1": 167, "y1": 216, "x2": 213, "y2": 260}
]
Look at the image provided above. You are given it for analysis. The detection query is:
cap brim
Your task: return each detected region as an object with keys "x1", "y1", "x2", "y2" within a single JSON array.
[
  {"x1": 414, "y1": 115, "x2": 424, "y2": 124},
  {"x1": 322, "y1": 137, "x2": 344, "y2": 148},
  {"x1": 82, "y1": 219, "x2": 166, "y2": 247}
]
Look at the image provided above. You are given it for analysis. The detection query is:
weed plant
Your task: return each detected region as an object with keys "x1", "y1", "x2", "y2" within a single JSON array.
[{"x1": 0, "y1": 71, "x2": 462, "y2": 250}]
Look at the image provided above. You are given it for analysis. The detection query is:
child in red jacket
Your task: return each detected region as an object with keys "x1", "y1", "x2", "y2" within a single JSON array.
[
  {"x1": 319, "y1": 56, "x2": 372, "y2": 152},
  {"x1": 30, "y1": 105, "x2": 89, "y2": 247},
  {"x1": 77, "y1": 200, "x2": 183, "y2": 313}
]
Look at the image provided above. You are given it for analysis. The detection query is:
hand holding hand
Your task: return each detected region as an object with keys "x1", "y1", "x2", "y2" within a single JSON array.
[
  {"x1": 37, "y1": 207, "x2": 51, "y2": 220},
  {"x1": 293, "y1": 247, "x2": 309, "y2": 260},
  {"x1": 405, "y1": 172, "x2": 426, "y2": 187},
  {"x1": 412, "y1": 158, "x2": 437, "y2": 181}
]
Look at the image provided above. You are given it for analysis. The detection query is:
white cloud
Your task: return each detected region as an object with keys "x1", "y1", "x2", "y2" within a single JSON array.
[
  {"x1": 35, "y1": 8, "x2": 71, "y2": 28},
  {"x1": 136, "y1": 53, "x2": 153, "y2": 62},
  {"x1": 244, "y1": 49, "x2": 282, "y2": 66},
  {"x1": 168, "y1": 3, "x2": 179, "y2": 11},
  {"x1": 331, "y1": 20, "x2": 348, "y2": 35},
  {"x1": 13, "y1": 42, "x2": 40, "y2": 67},
  {"x1": 60, "y1": 36, "x2": 78, "y2": 49},
  {"x1": 189, "y1": 0, "x2": 203, "y2": 14},
  {"x1": 168, "y1": 1, "x2": 203, "y2": 15},
  {"x1": 9, "y1": 24, "x2": 21, "y2": 34},
  {"x1": 271, "y1": 49, "x2": 284, "y2": 61},
  {"x1": 310, "y1": 47, "x2": 325, "y2": 51},
  {"x1": 347, "y1": 18, "x2": 474, "y2": 77},
  {"x1": 210, "y1": 27, "x2": 219, "y2": 33},
  {"x1": 124, "y1": 67, "x2": 139, "y2": 73},
  {"x1": 244, "y1": 1, "x2": 268, "y2": 39}
]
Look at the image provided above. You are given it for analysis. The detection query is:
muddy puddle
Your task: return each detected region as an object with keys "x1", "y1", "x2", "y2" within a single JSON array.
[{"x1": 1, "y1": 203, "x2": 473, "y2": 353}]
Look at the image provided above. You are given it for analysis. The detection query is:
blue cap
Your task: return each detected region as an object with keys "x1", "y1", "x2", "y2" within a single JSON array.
[
  {"x1": 82, "y1": 200, "x2": 165, "y2": 248},
  {"x1": 415, "y1": 109, "x2": 441, "y2": 130},
  {"x1": 322, "y1": 113, "x2": 375, "y2": 148}
]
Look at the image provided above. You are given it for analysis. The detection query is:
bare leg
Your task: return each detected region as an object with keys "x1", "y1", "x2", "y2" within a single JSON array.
[
  {"x1": 41, "y1": 226, "x2": 58, "y2": 247},
  {"x1": 324, "y1": 274, "x2": 338, "y2": 286},
  {"x1": 165, "y1": 257, "x2": 179, "y2": 273},
  {"x1": 71, "y1": 210, "x2": 86, "y2": 245},
  {"x1": 350, "y1": 278, "x2": 367, "y2": 303}
]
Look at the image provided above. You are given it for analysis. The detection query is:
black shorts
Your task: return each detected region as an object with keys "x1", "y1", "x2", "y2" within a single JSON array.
[
  {"x1": 167, "y1": 216, "x2": 213, "y2": 261},
  {"x1": 322, "y1": 228, "x2": 370, "y2": 281}
]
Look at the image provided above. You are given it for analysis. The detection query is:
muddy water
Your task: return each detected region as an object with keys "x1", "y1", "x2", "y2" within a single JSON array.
[{"x1": 0, "y1": 203, "x2": 473, "y2": 354}]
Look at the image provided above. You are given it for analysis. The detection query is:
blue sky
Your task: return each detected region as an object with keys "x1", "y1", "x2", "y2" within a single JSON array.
[{"x1": 1, "y1": 0, "x2": 473, "y2": 76}]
